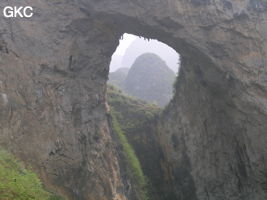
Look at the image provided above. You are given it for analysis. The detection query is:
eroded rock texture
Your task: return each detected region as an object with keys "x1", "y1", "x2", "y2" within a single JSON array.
[{"x1": 0, "y1": 0, "x2": 267, "y2": 200}]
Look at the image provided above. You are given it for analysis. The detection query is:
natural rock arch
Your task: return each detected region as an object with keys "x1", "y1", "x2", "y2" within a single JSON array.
[{"x1": 0, "y1": 0, "x2": 266, "y2": 200}]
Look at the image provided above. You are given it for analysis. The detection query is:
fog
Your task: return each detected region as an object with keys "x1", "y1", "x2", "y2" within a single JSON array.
[{"x1": 110, "y1": 33, "x2": 180, "y2": 74}]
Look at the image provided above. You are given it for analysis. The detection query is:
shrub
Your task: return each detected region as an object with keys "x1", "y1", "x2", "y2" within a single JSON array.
[
  {"x1": 110, "y1": 111, "x2": 149, "y2": 200},
  {"x1": 0, "y1": 149, "x2": 63, "y2": 200}
]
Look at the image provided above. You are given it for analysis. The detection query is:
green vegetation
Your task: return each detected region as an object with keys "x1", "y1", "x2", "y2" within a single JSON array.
[
  {"x1": 108, "y1": 85, "x2": 162, "y2": 200},
  {"x1": 0, "y1": 149, "x2": 63, "y2": 200},
  {"x1": 108, "y1": 67, "x2": 129, "y2": 88},
  {"x1": 108, "y1": 84, "x2": 160, "y2": 133},
  {"x1": 110, "y1": 111, "x2": 149, "y2": 200},
  {"x1": 49, "y1": 195, "x2": 65, "y2": 200}
]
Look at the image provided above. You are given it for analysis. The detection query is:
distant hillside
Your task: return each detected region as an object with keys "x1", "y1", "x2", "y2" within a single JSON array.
[
  {"x1": 109, "y1": 54, "x2": 123, "y2": 72},
  {"x1": 108, "y1": 67, "x2": 129, "y2": 88},
  {"x1": 108, "y1": 85, "x2": 160, "y2": 133},
  {"x1": 124, "y1": 53, "x2": 176, "y2": 107},
  {"x1": 121, "y1": 38, "x2": 180, "y2": 73}
]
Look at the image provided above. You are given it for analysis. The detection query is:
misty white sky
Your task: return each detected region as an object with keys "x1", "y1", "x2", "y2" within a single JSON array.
[
  {"x1": 110, "y1": 33, "x2": 180, "y2": 73},
  {"x1": 114, "y1": 33, "x2": 137, "y2": 56}
]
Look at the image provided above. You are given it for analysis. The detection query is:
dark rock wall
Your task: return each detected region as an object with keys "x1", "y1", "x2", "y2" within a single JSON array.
[
  {"x1": 156, "y1": 54, "x2": 267, "y2": 199},
  {"x1": 0, "y1": 1, "x2": 126, "y2": 199},
  {"x1": 0, "y1": 0, "x2": 266, "y2": 200}
]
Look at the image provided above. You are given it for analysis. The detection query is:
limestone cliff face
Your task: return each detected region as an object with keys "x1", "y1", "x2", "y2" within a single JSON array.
[
  {"x1": 0, "y1": 1, "x2": 125, "y2": 199},
  {"x1": 0, "y1": 0, "x2": 267, "y2": 200}
]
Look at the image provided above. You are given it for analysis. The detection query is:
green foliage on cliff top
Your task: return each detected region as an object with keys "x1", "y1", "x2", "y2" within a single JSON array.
[
  {"x1": 108, "y1": 84, "x2": 160, "y2": 132},
  {"x1": 0, "y1": 149, "x2": 63, "y2": 200},
  {"x1": 110, "y1": 112, "x2": 149, "y2": 200}
]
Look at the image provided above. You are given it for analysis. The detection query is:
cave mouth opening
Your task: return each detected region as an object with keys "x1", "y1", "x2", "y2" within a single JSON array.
[{"x1": 108, "y1": 33, "x2": 180, "y2": 108}]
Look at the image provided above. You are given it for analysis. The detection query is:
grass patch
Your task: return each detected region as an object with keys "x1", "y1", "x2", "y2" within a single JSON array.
[
  {"x1": 110, "y1": 111, "x2": 149, "y2": 200},
  {"x1": 0, "y1": 149, "x2": 64, "y2": 200}
]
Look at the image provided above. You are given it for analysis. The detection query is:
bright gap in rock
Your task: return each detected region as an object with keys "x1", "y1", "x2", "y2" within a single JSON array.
[{"x1": 108, "y1": 33, "x2": 180, "y2": 107}]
